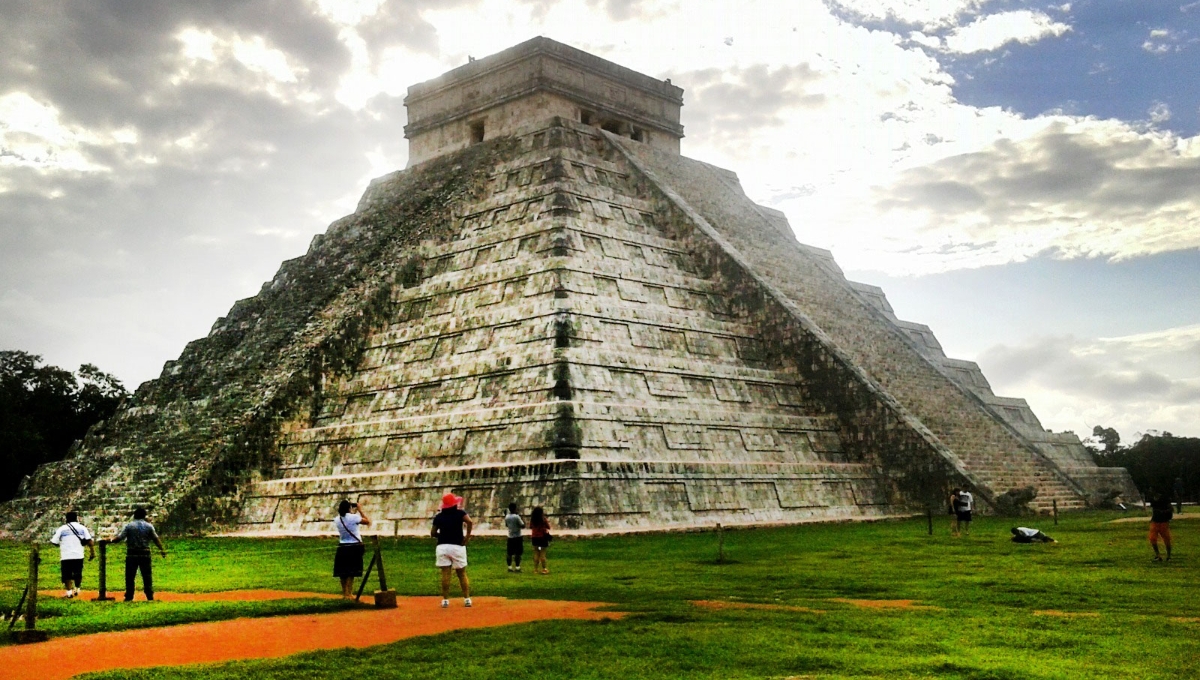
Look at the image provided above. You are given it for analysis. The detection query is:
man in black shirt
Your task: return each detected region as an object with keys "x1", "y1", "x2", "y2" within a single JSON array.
[
  {"x1": 431, "y1": 492, "x2": 474, "y2": 608},
  {"x1": 1149, "y1": 492, "x2": 1174, "y2": 562}
]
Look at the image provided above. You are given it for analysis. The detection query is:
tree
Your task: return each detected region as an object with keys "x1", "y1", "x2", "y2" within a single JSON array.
[
  {"x1": 1091, "y1": 425, "x2": 1199, "y2": 503},
  {"x1": 1091, "y1": 425, "x2": 1121, "y2": 454},
  {"x1": 0, "y1": 351, "x2": 129, "y2": 501}
]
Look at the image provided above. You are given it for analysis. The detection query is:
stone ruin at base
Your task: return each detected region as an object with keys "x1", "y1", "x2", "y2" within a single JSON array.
[{"x1": 3, "y1": 38, "x2": 1138, "y2": 538}]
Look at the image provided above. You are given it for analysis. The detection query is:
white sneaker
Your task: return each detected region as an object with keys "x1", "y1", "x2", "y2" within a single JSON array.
[
  {"x1": 515, "y1": 566, "x2": 521, "y2": 572},
  {"x1": 507, "y1": 565, "x2": 514, "y2": 572},
  {"x1": 464, "y1": 597, "x2": 472, "y2": 607},
  {"x1": 64, "y1": 591, "x2": 73, "y2": 598},
  {"x1": 441, "y1": 599, "x2": 449, "y2": 608}
]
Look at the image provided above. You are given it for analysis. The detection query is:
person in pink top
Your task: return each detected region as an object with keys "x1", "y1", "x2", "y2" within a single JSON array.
[{"x1": 529, "y1": 506, "x2": 552, "y2": 575}]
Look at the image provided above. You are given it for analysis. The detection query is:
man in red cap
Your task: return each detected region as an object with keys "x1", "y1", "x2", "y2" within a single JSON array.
[{"x1": 431, "y1": 492, "x2": 474, "y2": 608}]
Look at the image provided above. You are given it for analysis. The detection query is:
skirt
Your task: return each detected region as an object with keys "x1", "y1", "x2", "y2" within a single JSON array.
[{"x1": 333, "y1": 543, "x2": 365, "y2": 578}]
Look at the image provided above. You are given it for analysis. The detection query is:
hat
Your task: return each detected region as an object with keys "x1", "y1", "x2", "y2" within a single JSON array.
[{"x1": 440, "y1": 493, "x2": 463, "y2": 510}]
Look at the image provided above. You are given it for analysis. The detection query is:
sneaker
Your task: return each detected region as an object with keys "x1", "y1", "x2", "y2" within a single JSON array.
[
  {"x1": 515, "y1": 566, "x2": 521, "y2": 572},
  {"x1": 464, "y1": 598, "x2": 472, "y2": 607},
  {"x1": 64, "y1": 591, "x2": 73, "y2": 599},
  {"x1": 441, "y1": 599, "x2": 449, "y2": 608},
  {"x1": 507, "y1": 565, "x2": 514, "y2": 572}
]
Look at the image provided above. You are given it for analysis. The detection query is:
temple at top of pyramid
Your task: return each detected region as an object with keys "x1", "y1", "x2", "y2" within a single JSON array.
[
  {"x1": 2, "y1": 38, "x2": 1137, "y2": 539},
  {"x1": 404, "y1": 37, "x2": 684, "y2": 164}
]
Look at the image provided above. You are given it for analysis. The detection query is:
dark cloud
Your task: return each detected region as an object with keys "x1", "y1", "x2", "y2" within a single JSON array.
[
  {"x1": 0, "y1": 0, "x2": 431, "y2": 384},
  {"x1": 875, "y1": 121, "x2": 1200, "y2": 240},
  {"x1": 358, "y1": 0, "x2": 470, "y2": 62},
  {"x1": 675, "y1": 63, "x2": 826, "y2": 144},
  {"x1": 980, "y1": 335, "x2": 1200, "y2": 405},
  {"x1": 0, "y1": 1, "x2": 349, "y2": 130}
]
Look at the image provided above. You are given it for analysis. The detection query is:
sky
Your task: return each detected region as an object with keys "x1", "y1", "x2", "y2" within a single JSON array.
[{"x1": 1, "y1": 0, "x2": 1197, "y2": 442}]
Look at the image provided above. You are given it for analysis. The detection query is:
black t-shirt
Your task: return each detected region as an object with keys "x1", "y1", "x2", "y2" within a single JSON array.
[
  {"x1": 1150, "y1": 498, "x2": 1174, "y2": 524},
  {"x1": 433, "y1": 508, "x2": 468, "y2": 545}
]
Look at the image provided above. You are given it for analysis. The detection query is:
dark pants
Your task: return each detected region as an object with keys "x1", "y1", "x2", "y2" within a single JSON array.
[
  {"x1": 125, "y1": 552, "x2": 153, "y2": 600},
  {"x1": 506, "y1": 537, "x2": 523, "y2": 566}
]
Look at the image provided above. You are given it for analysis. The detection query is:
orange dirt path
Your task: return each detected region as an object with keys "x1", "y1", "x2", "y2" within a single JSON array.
[
  {"x1": 1, "y1": 596, "x2": 620, "y2": 680},
  {"x1": 38, "y1": 589, "x2": 340, "y2": 602}
]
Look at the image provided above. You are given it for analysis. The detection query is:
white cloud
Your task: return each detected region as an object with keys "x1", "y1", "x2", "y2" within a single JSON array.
[
  {"x1": 979, "y1": 325, "x2": 1200, "y2": 437},
  {"x1": 172, "y1": 28, "x2": 316, "y2": 103},
  {"x1": 943, "y1": 10, "x2": 1070, "y2": 54},
  {"x1": 830, "y1": 0, "x2": 990, "y2": 29},
  {"x1": 825, "y1": 119, "x2": 1200, "y2": 274},
  {"x1": 1148, "y1": 101, "x2": 1171, "y2": 124},
  {"x1": 0, "y1": 92, "x2": 119, "y2": 172}
]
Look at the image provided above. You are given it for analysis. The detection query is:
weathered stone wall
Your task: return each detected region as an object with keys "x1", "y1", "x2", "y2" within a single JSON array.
[
  {"x1": 235, "y1": 119, "x2": 903, "y2": 535},
  {"x1": 612, "y1": 133, "x2": 1090, "y2": 512}
]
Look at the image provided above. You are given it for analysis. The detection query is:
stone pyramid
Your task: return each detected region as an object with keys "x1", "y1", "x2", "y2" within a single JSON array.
[{"x1": 3, "y1": 38, "x2": 1136, "y2": 538}]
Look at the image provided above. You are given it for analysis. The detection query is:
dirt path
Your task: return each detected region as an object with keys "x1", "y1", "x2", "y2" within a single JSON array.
[
  {"x1": 38, "y1": 589, "x2": 340, "y2": 602},
  {"x1": 1, "y1": 596, "x2": 619, "y2": 680}
]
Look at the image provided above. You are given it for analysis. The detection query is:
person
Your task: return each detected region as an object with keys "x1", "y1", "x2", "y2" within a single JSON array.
[
  {"x1": 1149, "y1": 491, "x2": 1174, "y2": 562},
  {"x1": 431, "y1": 492, "x2": 473, "y2": 608},
  {"x1": 110, "y1": 507, "x2": 167, "y2": 601},
  {"x1": 948, "y1": 489, "x2": 962, "y2": 536},
  {"x1": 333, "y1": 499, "x2": 371, "y2": 598},
  {"x1": 1010, "y1": 527, "x2": 1055, "y2": 543},
  {"x1": 504, "y1": 503, "x2": 525, "y2": 573},
  {"x1": 955, "y1": 488, "x2": 974, "y2": 536},
  {"x1": 49, "y1": 511, "x2": 94, "y2": 598},
  {"x1": 530, "y1": 506, "x2": 552, "y2": 574}
]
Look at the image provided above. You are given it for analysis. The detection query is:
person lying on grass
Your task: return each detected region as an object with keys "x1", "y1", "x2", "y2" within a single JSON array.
[{"x1": 1010, "y1": 527, "x2": 1056, "y2": 544}]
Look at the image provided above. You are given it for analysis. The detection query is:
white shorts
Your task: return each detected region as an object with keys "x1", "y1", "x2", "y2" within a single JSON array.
[{"x1": 435, "y1": 544, "x2": 468, "y2": 569}]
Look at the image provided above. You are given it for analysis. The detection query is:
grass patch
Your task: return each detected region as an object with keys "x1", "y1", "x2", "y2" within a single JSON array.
[{"x1": 3, "y1": 511, "x2": 1197, "y2": 678}]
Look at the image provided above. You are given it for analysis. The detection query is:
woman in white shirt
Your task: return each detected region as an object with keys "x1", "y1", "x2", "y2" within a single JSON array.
[{"x1": 333, "y1": 499, "x2": 370, "y2": 597}]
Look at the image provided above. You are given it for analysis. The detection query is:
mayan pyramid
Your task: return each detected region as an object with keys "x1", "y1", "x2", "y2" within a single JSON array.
[{"x1": 3, "y1": 38, "x2": 1137, "y2": 538}]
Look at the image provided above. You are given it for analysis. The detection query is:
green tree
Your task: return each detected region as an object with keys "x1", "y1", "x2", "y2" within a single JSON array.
[
  {"x1": 1092, "y1": 425, "x2": 1199, "y2": 503},
  {"x1": 0, "y1": 351, "x2": 128, "y2": 501}
]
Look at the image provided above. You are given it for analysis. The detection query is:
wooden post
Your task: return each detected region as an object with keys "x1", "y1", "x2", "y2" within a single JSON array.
[
  {"x1": 927, "y1": 507, "x2": 934, "y2": 536},
  {"x1": 12, "y1": 543, "x2": 48, "y2": 643},
  {"x1": 7, "y1": 586, "x2": 27, "y2": 631},
  {"x1": 371, "y1": 535, "x2": 397, "y2": 608},
  {"x1": 1053, "y1": 499, "x2": 1058, "y2": 526},
  {"x1": 25, "y1": 544, "x2": 38, "y2": 629},
  {"x1": 354, "y1": 551, "x2": 377, "y2": 602},
  {"x1": 94, "y1": 540, "x2": 114, "y2": 601},
  {"x1": 716, "y1": 523, "x2": 726, "y2": 564}
]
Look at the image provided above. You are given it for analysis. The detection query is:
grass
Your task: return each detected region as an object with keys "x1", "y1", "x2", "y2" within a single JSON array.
[{"x1": 3, "y1": 511, "x2": 1197, "y2": 679}]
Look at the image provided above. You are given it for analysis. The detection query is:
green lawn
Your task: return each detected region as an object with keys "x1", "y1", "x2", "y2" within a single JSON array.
[{"x1": 3, "y1": 511, "x2": 1197, "y2": 679}]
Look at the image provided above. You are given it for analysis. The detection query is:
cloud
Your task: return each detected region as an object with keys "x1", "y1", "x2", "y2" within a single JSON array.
[
  {"x1": 942, "y1": 10, "x2": 1070, "y2": 54},
  {"x1": 828, "y1": 0, "x2": 989, "y2": 30},
  {"x1": 978, "y1": 326, "x2": 1200, "y2": 436},
  {"x1": 674, "y1": 63, "x2": 826, "y2": 144},
  {"x1": 867, "y1": 119, "x2": 1200, "y2": 270}
]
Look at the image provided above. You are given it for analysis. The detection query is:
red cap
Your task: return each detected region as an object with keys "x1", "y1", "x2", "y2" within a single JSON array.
[{"x1": 440, "y1": 493, "x2": 463, "y2": 510}]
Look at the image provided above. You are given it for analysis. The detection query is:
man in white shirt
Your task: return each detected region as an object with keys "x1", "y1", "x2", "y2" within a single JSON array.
[
  {"x1": 49, "y1": 511, "x2": 95, "y2": 598},
  {"x1": 955, "y1": 490, "x2": 974, "y2": 536}
]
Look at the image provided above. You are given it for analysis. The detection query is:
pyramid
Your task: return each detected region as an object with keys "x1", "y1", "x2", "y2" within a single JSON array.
[{"x1": 3, "y1": 38, "x2": 1136, "y2": 538}]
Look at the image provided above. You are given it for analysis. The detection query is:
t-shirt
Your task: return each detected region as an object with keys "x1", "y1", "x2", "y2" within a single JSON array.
[
  {"x1": 957, "y1": 492, "x2": 974, "y2": 512},
  {"x1": 113, "y1": 519, "x2": 159, "y2": 552},
  {"x1": 50, "y1": 522, "x2": 93, "y2": 561},
  {"x1": 335, "y1": 513, "x2": 363, "y2": 544},
  {"x1": 504, "y1": 513, "x2": 525, "y2": 538},
  {"x1": 531, "y1": 520, "x2": 551, "y2": 538},
  {"x1": 433, "y1": 508, "x2": 468, "y2": 545},
  {"x1": 1014, "y1": 527, "x2": 1039, "y2": 539},
  {"x1": 1150, "y1": 498, "x2": 1174, "y2": 524}
]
